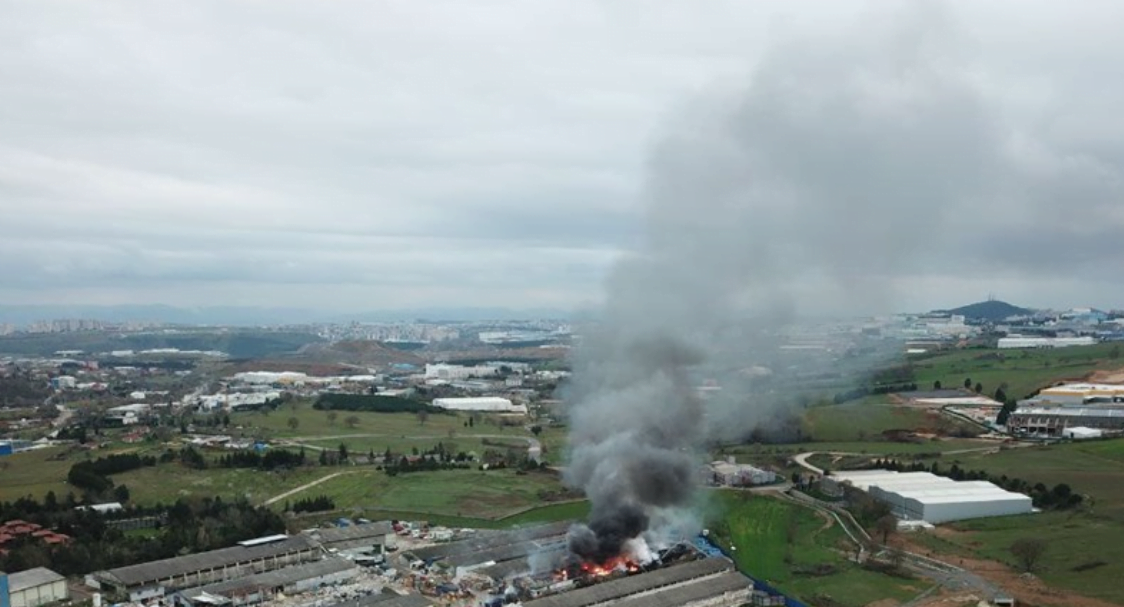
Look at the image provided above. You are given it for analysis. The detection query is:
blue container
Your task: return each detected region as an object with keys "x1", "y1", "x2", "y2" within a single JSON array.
[
  {"x1": 0, "y1": 442, "x2": 13, "y2": 457},
  {"x1": 1, "y1": 571, "x2": 10, "y2": 607}
]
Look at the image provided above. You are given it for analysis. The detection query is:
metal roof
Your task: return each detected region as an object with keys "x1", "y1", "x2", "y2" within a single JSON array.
[
  {"x1": 522, "y1": 557, "x2": 732, "y2": 607},
  {"x1": 445, "y1": 537, "x2": 567, "y2": 569},
  {"x1": 181, "y1": 558, "x2": 357, "y2": 598},
  {"x1": 307, "y1": 522, "x2": 394, "y2": 546},
  {"x1": 8, "y1": 567, "x2": 66, "y2": 592},
  {"x1": 100, "y1": 535, "x2": 318, "y2": 587},
  {"x1": 476, "y1": 546, "x2": 566, "y2": 580},
  {"x1": 608, "y1": 571, "x2": 751, "y2": 607},
  {"x1": 406, "y1": 521, "x2": 570, "y2": 562}
]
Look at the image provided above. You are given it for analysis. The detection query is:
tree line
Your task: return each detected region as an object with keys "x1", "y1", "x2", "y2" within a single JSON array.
[
  {"x1": 0, "y1": 493, "x2": 284, "y2": 577},
  {"x1": 312, "y1": 393, "x2": 446, "y2": 414}
]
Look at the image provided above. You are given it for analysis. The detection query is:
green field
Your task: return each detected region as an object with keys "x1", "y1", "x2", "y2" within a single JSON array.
[
  {"x1": 0, "y1": 446, "x2": 80, "y2": 502},
  {"x1": 893, "y1": 438, "x2": 1124, "y2": 603},
  {"x1": 911, "y1": 343, "x2": 1123, "y2": 400},
  {"x1": 296, "y1": 468, "x2": 564, "y2": 519},
  {"x1": 709, "y1": 492, "x2": 928, "y2": 607},
  {"x1": 802, "y1": 403, "x2": 979, "y2": 442}
]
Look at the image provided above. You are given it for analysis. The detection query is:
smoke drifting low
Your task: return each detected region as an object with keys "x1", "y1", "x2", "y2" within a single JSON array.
[{"x1": 561, "y1": 4, "x2": 1113, "y2": 563}]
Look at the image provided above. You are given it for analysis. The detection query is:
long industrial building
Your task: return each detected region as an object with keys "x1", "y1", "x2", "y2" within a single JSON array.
[
  {"x1": 92, "y1": 535, "x2": 321, "y2": 599},
  {"x1": 178, "y1": 558, "x2": 359, "y2": 607},
  {"x1": 520, "y1": 558, "x2": 746, "y2": 607},
  {"x1": 1007, "y1": 406, "x2": 1124, "y2": 434},
  {"x1": 826, "y1": 470, "x2": 1033, "y2": 523}
]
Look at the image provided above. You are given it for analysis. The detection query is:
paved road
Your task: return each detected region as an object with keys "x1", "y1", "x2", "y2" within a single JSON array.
[{"x1": 792, "y1": 443, "x2": 1025, "y2": 475}]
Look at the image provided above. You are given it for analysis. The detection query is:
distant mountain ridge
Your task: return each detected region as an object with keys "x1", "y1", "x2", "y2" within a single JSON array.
[{"x1": 935, "y1": 300, "x2": 1033, "y2": 321}]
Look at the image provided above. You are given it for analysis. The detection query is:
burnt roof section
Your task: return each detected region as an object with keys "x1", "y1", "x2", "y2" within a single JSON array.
[{"x1": 522, "y1": 557, "x2": 732, "y2": 607}]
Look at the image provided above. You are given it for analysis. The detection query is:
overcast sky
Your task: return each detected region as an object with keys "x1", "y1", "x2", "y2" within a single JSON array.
[{"x1": 2, "y1": 1, "x2": 1123, "y2": 316}]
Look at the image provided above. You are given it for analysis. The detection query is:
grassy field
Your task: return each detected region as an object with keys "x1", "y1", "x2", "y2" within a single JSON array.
[
  {"x1": 116, "y1": 465, "x2": 328, "y2": 505},
  {"x1": 296, "y1": 468, "x2": 564, "y2": 519},
  {"x1": 910, "y1": 343, "x2": 1123, "y2": 400},
  {"x1": 316, "y1": 499, "x2": 592, "y2": 530},
  {"x1": 708, "y1": 492, "x2": 928, "y2": 606},
  {"x1": 802, "y1": 403, "x2": 979, "y2": 442},
  {"x1": 891, "y1": 438, "x2": 1124, "y2": 603},
  {"x1": 233, "y1": 402, "x2": 477, "y2": 440},
  {"x1": 0, "y1": 446, "x2": 79, "y2": 502}
]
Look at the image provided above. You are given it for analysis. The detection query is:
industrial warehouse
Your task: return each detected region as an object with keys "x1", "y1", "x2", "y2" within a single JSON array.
[
  {"x1": 825, "y1": 470, "x2": 1034, "y2": 523},
  {"x1": 71, "y1": 519, "x2": 786, "y2": 607}
]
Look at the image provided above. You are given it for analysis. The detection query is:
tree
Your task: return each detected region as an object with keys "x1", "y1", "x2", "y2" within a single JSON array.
[
  {"x1": 933, "y1": 380, "x2": 942, "y2": 390},
  {"x1": 530, "y1": 425, "x2": 542, "y2": 437},
  {"x1": 287, "y1": 417, "x2": 299, "y2": 431},
  {"x1": 416, "y1": 410, "x2": 429, "y2": 426},
  {"x1": 327, "y1": 411, "x2": 338, "y2": 426},
  {"x1": 974, "y1": 382, "x2": 983, "y2": 394},
  {"x1": 994, "y1": 387, "x2": 1007, "y2": 403},
  {"x1": 345, "y1": 415, "x2": 360, "y2": 429},
  {"x1": 113, "y1": 484, "x2": 131, "y2": 503},
  {"x1": 1009, "y1": 538, "x2": 1047, "y2": 572},
  {"x1": 875, "y1": 514, "x2": 898, "y2": 546},
  {"x1": 964, "y1": 377, "x2": 972, "y2": 389},
  {"x1": 338, "y1": 443, "x2": 349, "y2": 462}
]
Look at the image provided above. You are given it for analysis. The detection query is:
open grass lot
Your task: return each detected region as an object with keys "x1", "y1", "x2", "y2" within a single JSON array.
[
  {"x1": 294, "y1": 468, "x2": 564, "y2": 519},
  {"x1": 897, "y1": 438, "x2": 1124, "y2": 603},
  {"x1": 0, "y1": 446, "x2": 78, "y2": 501},
  {"x1": 116, "y1": 465, "x2": 328, "y2": 506},
  {"x1": 234, "y1": 401, "x2": 477, "y2": 440},
  {"x1": 911, "y1": 343, "x2": 1123, "y2": 400},
  {"x1": 802, "y1": 403, "x2": 978, "y2": 442},
  {"x1": 709, "y1": 492, "x2": 928, "y2": 607}
]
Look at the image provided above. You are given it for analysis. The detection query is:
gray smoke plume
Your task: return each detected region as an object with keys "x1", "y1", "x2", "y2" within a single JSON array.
[{"x1": 560, "y1": 3, "x2": 1104, "y2": 563}]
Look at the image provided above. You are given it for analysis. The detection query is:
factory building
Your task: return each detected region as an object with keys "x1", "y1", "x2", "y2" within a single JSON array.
[
  {"x1": 520, "y1": 558, "x2": 747, "y2": 607},
  {"x1": 4, "y1": 568, "x2": 68, "y2": 607},
  {"x1": 825, "y1": 470, "x2": 1033, "y2": 523},
  {"x1": 177, "y1": 558, "x2": 359, "y2": 607},
  {"x1": 430, "y1": 397, "x2": 527, "y2": 414},
  {"x1": 708, "y1": 459, "x2": 777, "y2": 487},
  {"x1": 997, "y1": 336, "x2": 1096, "y2": 349},
  {"x1": 1035, "y1": 383, "x2": 1124, "y2": 405},
  {"x1": 91, "y1": 535, "x2": 320, "y2": 600},
  {"x1": 304, "y1": 521, "x2": 396, "y2": 561},
  {"x1": 1007, "y1": 407, "x2": 1124, "y2": 435}
]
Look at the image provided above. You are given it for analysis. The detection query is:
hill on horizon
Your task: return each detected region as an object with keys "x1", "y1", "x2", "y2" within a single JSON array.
[{"x1": 936, "y1": 300, "x2": 1033, "y2": 321}]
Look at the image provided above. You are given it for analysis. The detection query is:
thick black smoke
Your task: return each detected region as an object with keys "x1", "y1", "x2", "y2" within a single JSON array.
[{"x1": 562, "y1": 2, "x2": 1121, "y2": 564}]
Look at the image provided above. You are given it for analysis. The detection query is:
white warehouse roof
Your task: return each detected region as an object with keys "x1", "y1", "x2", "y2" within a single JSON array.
[
  {"x1": 431, "y1": 397, "x2": 527, "y2": 414},
  {"x1": 831, "y1": 470, "x2": 1033, "y2": 523}
]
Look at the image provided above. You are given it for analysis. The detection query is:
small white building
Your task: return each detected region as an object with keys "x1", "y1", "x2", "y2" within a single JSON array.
[
  {"x1": 6, "y1": 567, "x2": 69, "y2": 607},
  {"x1": 709, "y1": 459, "x2": 776, "y2": 486},
  {"x1": 1063, "y1": 426, "x2": 1104, "y2": 440},
  {"x1": 424, "y1": 364, "x2": 497, "y2": 381},
  {"x1": 431, "y1": 397, "x2": 527, "y2": 414}
]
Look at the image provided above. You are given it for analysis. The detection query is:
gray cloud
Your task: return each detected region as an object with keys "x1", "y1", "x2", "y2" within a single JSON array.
[{"x1": 1, "y1": 1, "x2": 1123, "y2": 312}]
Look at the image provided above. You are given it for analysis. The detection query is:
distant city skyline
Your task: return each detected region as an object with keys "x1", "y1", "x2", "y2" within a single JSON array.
[{"x1": 4, "y1": 2, "x2": 1124, "y2": 314}]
